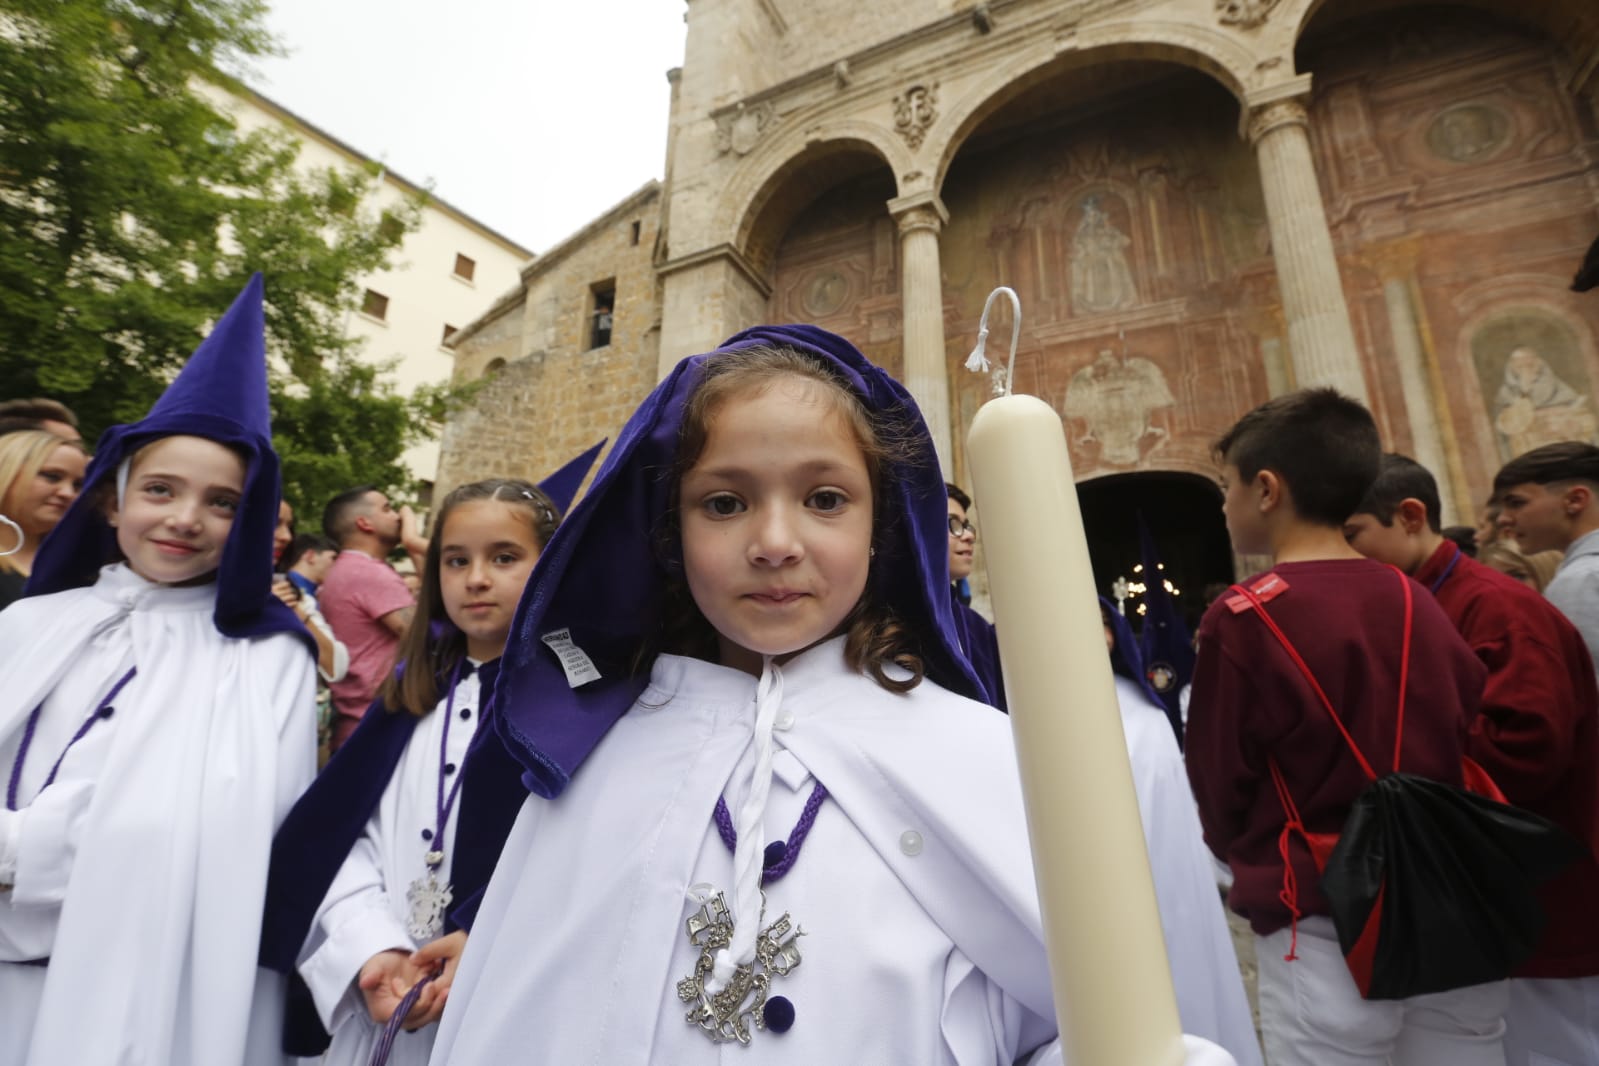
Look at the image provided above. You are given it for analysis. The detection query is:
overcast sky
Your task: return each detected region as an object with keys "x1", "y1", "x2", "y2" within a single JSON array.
[{"x1": 251, "y1": 0, "x2": 689, "y2": 254}]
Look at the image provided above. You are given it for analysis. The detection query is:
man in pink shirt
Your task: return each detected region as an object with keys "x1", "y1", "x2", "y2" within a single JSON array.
[{"x1": 317, "y1": 485, "x2": 414, "y2": 752}]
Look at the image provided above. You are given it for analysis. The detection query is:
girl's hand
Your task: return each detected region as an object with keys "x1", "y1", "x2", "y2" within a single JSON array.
[
  {"x1": 400, "y1": 930, "x2": 468, "y2": 1030},
  {"x1": 356, "y1": 949, "x2": 422, "y2": 1024},
  {"x1": 271, "y1": 576, "x2": 301, "y2": 611}
]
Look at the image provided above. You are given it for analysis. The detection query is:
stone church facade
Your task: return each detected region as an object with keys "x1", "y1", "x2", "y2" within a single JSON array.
[{"x1": 438, "y1": 0, "x2": 1599, "y2": 598}]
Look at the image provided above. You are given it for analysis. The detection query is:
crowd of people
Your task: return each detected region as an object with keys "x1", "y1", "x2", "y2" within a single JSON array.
[{"x1": 0, "y1": 276, "x2": 1595, "y2": 1066}]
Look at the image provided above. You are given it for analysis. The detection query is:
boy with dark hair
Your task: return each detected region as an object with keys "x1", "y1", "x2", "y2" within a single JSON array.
[
  {"x1": 1493, "y1": 442, "x2": 1599, "y2": 666},
  {"x1": 1187, "y1": 389, "x2": 1501, "y2": 1065},
  {"x1": 1348, "y1": 454, "x2": 1599, "y2": 1066},
  {"x1": 945, "y1": 481, "x2": 1006, "y2": 710}
]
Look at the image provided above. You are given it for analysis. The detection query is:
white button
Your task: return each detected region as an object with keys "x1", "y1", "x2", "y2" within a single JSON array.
[
  {"x1": 899, "y1": 830, "x2": 924, "y2": 857},
  {"x1": 775, "y1": 710, "x2": 796, "y2": 731},
  {"x1": 687, "y1": 882, "x2": 715, "y2": 903}
]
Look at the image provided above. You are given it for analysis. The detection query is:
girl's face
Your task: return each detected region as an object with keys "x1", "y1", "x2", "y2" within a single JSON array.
[
  {"x1": 273, "y1": 500, "x2": 294, "y2": 564},
  {"x1": 109, "y1": 435, "x2": 245, "y2": 585},
  {"x1": 13, "y1": 443, "x2": 87, "y2": 536},
  {"x1": 679, "y1": 377, "x2": 874, "y2": 676},
  {"x1": 438, "y1": 498, "x2": 543, "y2": 662}
]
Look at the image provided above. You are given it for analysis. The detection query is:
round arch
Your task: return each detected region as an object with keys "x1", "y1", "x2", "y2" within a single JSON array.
[
  {"x1": 723, "y1": 126, "x2": 907, "y2": 279},
  {"x1": 1286, "y1": 0, "x2": 1599, "y2": 67},
  {"x1": 932, "y1": 27, "x2": 1255, "y2": 191}
]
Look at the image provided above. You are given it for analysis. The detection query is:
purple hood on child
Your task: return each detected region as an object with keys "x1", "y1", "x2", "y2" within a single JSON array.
[{"x1": 494, "y1": 324, "x2": 989, "y2": 798}]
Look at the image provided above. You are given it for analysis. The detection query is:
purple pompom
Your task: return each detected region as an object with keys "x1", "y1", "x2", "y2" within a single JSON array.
[
  {"x1": 762, "y1": 840, "x2": 788, "y2": 870},
  {"x1": 763, "y1": 995, "x2": 795, "y2": 1034}
]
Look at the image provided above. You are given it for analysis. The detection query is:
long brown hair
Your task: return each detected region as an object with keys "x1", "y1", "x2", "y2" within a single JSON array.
[
  {"x1": 650, "y1": 343, "x2": 926, "y2": 692},
  {"x1": 380, "y1": 478, "x2": 561, "y2": 716}
]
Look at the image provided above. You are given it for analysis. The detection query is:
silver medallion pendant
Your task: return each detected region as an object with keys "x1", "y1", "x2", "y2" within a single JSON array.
[
  {"x1": 676, "y1": 890, "x2": 804, "y2": 1045},
  {"x1": 405, "y1": 869, "x2": 453, "y2": 941}
]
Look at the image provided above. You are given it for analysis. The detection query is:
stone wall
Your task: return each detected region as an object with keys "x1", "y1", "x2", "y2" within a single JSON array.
[{"x1": 435, "y1": 185, "x2": 663, "y2": 500}]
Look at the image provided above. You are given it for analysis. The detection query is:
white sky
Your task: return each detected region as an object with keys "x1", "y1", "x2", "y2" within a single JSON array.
[{"x1": 251, "y1": 0, "x2": 689, "y2": 254}]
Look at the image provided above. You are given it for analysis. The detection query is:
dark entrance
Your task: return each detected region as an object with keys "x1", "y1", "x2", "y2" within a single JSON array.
[{"x1": 1076, "y1": 471, "x2": 1235, "y2": 631}]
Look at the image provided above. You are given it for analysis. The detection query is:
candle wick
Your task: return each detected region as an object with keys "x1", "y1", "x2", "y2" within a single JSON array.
[{"x1": 967, "y1": 287, "x2": 1022, "y2": 398}]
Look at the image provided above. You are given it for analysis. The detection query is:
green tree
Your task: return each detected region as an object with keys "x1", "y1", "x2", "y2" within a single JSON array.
[{"x1": 0, "y1": 0, "x2": 432, "y2": 510}]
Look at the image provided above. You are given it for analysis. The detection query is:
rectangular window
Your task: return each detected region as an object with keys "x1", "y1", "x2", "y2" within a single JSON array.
[
  {"x1": 589, "y1": 281, "x2": 616, "y2": 349},
  {"x1": 362, "y1": 289, "x2": 389, "y2": 322},
  {"x1": 630, "y1": 220, "x2": 642, "y2": 246},
  {"x1": 441, "y1": 323, "x2": 458, "y2": 345},
  {"x1": 453, "y1": 253, "x2": 476, "y2": 281}
]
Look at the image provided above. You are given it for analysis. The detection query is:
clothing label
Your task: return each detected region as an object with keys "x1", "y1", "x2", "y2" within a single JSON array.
[
  {"x1": 1225, "y1": 572, "x2": 1290, "y2": 613},
  {"x1": 541, "y1": 628, "x2": 603, "y2": 688}
]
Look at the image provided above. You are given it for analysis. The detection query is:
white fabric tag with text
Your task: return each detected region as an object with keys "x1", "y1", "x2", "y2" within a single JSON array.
[{"x1": 541, "y1": 628, "x2": 603, "y2": 688}]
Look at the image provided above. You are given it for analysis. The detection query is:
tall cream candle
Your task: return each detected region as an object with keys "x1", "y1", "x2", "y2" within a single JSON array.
[{"x1": 967, "y1": 392, "x2": 1186, "y2": 1066}]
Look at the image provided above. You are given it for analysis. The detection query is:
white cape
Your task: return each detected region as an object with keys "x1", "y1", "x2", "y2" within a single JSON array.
[
  {"x1": 429, "y1": 640, "x2": 1062, "y2": 1065},
  {"x1": 0, "y1": 565, "x2": 316, "y2": 1066}
]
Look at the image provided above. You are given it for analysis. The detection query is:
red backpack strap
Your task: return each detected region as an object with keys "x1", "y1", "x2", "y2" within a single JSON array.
[
  {"x1": 1391, "y1": 566, "x2": 1413, "y2": 773},
  {"x1": 1267, "y1": 756, "x2": 1307, "y2": 961},
  {"x1": 1228, "y1": 580, "x2": 1379, "y2": 782}
]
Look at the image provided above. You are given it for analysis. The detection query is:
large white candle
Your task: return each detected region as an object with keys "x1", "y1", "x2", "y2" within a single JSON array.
[{"x1": 967, "y1": 392, "x2": 1186, "y2": 1066}]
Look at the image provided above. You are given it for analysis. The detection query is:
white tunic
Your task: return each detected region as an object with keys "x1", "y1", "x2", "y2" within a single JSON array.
[
  {"x1": 298, "y1": 667, "x2": 487, "y2": 1066},
  {"x1": 1112, "y1": 678, "x2": 1263, "y2": 1066},
  {"x1": 0, "y1": 564, "x2": 317, "y2": 1066},
  {"x1": 429, "y1": 639, "x2": 1062, "y2": 1065}
]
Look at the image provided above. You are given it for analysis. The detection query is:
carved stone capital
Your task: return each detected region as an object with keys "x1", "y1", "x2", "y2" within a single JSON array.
[
  {"x1": 1243, "y1": 75, "x2": 1313, "y2": 144},
  {"x1": 1246, "y1": 97, "x2": 1309, "y2": 143},
  {"x1": 888, "y1": 193, "x2": 949, "y2": 237},
  {"x1": 892, "y1": 83, "x2": 939, "y2": 151}
]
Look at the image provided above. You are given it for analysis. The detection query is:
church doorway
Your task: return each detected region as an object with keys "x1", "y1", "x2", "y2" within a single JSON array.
[{"x1": 1076, "y1": 471, "x2": 1235, "y2": 630}]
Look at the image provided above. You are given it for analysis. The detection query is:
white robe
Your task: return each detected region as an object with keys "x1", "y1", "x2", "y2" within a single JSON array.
[
  {"x1": 298, "y1": 667, "x2": 487, "y2": 1066},
  {"x1": 1112, "y1": 677, "x2": 1262, "y2": 1066},
  {"x1": 0, "y1": 564, "x2": 317, "y2": 1066},
  {"x1": 429, "y1": 638, "x2": 1063, "y2": 1065}
]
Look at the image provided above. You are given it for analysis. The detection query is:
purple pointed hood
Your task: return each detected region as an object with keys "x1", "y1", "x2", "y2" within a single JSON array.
[
  {"x1": 539, "y1": 439, "x2": 605, "y2": 515},
  {"x1": 494, "y1": 324, "x2": 983, "y2": 798},
  {"x1": 27, "y1": 275, "x2": 309, "y2": 649}
]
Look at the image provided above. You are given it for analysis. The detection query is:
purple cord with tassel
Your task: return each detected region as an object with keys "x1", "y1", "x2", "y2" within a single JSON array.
[{"x1": 365, "y1": 968, "x2": 440, "y2": 1066}]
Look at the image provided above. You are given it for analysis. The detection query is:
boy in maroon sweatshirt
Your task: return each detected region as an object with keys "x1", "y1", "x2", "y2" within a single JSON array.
[
  {"x1": 1346, "y1": 453, "x2": 1599, "y2": 1066},
  {"x1": 1186, "y1": 390, "x2": 1499, "y2": 1066}
]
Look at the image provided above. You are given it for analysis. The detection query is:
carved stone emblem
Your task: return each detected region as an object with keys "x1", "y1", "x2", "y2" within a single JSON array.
[
  {"x1": 1215, "y1": 0, "x2": 1281, "y2": 29},
  {"x1": 715, "y1": 102, "x2": 776, "y2": 156},
  {"x1": 893, "y1": 84, "x2": 938, "y2": 150},
  {"x1": 1063, "y1": 350, "x2": 1176, "y2": 467},
  {"x1": 1426, "y1": 104, "x2": 1509, "y2": 164}
]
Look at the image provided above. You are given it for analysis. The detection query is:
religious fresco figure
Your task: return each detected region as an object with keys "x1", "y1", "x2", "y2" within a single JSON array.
[
  {"x1": 1493, "y1": 345, "x2": 1599, "y2": 457},
  {"x1": 1069, "y1": 196, "x2": 1139, "y2": 313},
  {"x1": 1063, "y1": 349, "x2": 1176, "y2": 466}
]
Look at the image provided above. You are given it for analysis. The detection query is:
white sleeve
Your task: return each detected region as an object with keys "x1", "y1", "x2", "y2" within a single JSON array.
[
  {"x1": 306, "y1": 607, "x2": 350, "y2": 684},
  {"x1": 297, "y1": 824, "x2": 416, "y2": 1031},
  {"x1": 271, "y1": 639, "x2": 320, "y2": 822},
  {"x1": 6, "y1": 777, "x2": 98, "y2": 906}
]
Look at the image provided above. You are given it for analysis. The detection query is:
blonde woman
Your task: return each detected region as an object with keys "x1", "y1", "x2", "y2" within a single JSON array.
[{"x1": 0, "y1": 430, "x2": 87, "y2": 610}]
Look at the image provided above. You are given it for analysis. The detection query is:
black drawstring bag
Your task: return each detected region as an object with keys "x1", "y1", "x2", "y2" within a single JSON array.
[{"x1": 1236, "y1": 569, "x2": 1583, "y2": 1000}]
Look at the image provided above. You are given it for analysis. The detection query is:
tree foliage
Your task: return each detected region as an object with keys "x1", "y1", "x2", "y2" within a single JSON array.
[{"x1": 0, "y1": 0, "x2": 432, "y2": 511}]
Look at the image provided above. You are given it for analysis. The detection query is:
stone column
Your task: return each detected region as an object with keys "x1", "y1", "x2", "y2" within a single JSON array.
[
  {"x1": 889, "y1": 192, "x2": 953, "y2": 474},
  {"x1": 1365, "y1": 241, "x2": 1470, "y2": 523},
  {"x1": 656, "y1": 245, "x2": 771, "y2": 379},
  {"x1": 1246, "y1": 77, "x2": 1369, "y2": 405}
]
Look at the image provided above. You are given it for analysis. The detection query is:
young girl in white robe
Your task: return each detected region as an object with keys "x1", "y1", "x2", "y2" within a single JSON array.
[
  {"x1": 426, "y1": 327, "x2": 1232, "y2": 1065},
  {"x1": 261, "y1": 478, "x2": 568, "y2": 1066},
  {"x1": 0, "y1": 275, "x2": 318, "y2": 1066}
]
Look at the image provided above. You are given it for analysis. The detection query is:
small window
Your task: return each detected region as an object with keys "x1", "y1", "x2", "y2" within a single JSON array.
[
  {"x1": 630, "y1": 220, "x2": 642, "y2": 246},
  {"x1": 589, "y1": 282, "x2": 615, "y2": 349},
  {"x1": 483, "y1": 357, "x2": 507, "y2": 377},
  {"x1": 453, "y1": 253, "x2": 476, "y2": 281},
  {"x1": 362, "y1": 289, "x2": 389, "y2": 321},
  {"x1": 441, "y1": 323, "x2": 458, "y2": 345}
]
